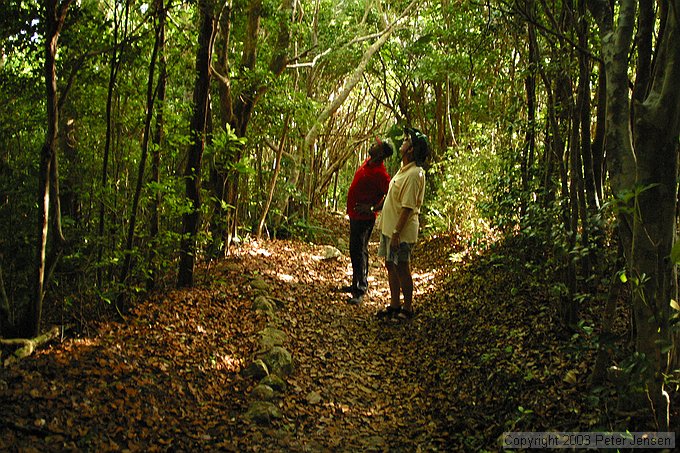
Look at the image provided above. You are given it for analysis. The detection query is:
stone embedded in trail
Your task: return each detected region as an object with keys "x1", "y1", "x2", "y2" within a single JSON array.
[
  {"x1": 252, "y1": 295, "x2": 275, "y2": 312},
  {"x1": 250, "y1": 384, "x2": 275, "y2": 401},
  {"x1": 322, "y1": 245, "x2": 342, "y2": 260},
  {"x1": 250, "y1": 277, "x2": 270, "y2": 292},
  {"x1": 305, "y1": 390, "x2": 322, "y2": 405},
  {"x1": 245, "y1": 401, "x2": 282, "y2": 425},
  {"x1": 260, "y1": 374, "x2": 287, "y2": 392},
  {"x1": 260, "y1": 346, "x2": 293, "y2": 377},
  {"x1": 241, "y1": 359, "x2": 269, "y2": 379},
  {"x1": 258, "y1": 327, "x2": 288, "y2": 351}
]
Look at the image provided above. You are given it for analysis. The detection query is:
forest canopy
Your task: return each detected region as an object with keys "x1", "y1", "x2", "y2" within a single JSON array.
[{"x1": 2, "y1": 0, "x2": 680, "y2": 433}]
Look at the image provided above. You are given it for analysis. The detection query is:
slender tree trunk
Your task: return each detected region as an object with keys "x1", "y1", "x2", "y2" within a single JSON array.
[
  {"x1": 521, "y1": 20, "x2": 537, "y2": 221},
  {"x1": 31, "y1": 0, "x2": 73, "y2": 338},
  {"x1": 148, "y1": 0, "x2": 168, "y2": 291},
  {"x1": 256, "y1": 115, "x2": 290, "y2": 238},
  {"x1": 177, "y1": 1, "x2": 216, "y2": 287},
  {"x1": 118, "y1": 0, "x2": 163, "y2": 302},
  {"x1": 0, "y1": 264, "x2": 14, "y2": 337},
  {"x1": 574, "y1": 3, "x2": 592, "y2": 278},
  {"x1": 574, "y1": 0, "x2": 598, "y2": 215},
  {"x1": 97, "y1": 4, "x2": 122, "y2": 288},
  {"x1": 591, "y1": 63, "x2": 606, "y2": 204}
]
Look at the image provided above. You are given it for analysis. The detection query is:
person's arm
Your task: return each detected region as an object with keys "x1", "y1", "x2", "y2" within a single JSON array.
[
  {"x1": 371, "y1": 195, "x2": 386, "y2": 213},
  {"x1": 390, "y1": 207, "x2": 413, "y2": 249}
]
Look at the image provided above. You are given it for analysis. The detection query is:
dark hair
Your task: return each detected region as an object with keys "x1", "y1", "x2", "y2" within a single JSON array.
[
  {"x1": 375, "y1": 137, "x2": 394, "y2": 158},
  {"x1": 405, "y1": 127, "x2": 430, "y2": 166},
  {"x1": 381, "y1": 141, "x2": 394, "y2": 158}
]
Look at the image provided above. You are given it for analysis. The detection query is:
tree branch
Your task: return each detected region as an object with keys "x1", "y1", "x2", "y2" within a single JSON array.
[
  {"x1": 1, "y1": 326, "x2": 61, "y2": 366},
  {"x1": 304, "y1": 0, "x2": 418, "y2": 150}
]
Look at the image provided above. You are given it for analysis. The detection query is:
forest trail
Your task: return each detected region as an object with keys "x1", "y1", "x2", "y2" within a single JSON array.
[
  {"x1": 0, "y1": 215, "x2": 662, "y2": 452},
  {"x1": 240, "y1": 233, "x2": 451, "y2": 451},
  {"x1": 0, "y1": 215, "x2": 484, "y2": 451}
]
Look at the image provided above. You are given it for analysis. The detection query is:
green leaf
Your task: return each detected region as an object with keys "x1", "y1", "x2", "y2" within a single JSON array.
[{"x1": 670, "y1": 241, "x2": 680, "y2": 265}]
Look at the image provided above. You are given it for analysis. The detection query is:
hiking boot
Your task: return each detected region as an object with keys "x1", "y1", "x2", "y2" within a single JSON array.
[
  {"x1": 348, "y1": 295, "x2": 363, "y2": 305},
  {"x1": 376, "y1": 305, "x2": 401, "y2": 319},
  {"x1": 396, "y1": 307, "x2": 414, "y2": 320},
  {"x1": 335, "y1": 285, "x2": 353, "y2": 293}
]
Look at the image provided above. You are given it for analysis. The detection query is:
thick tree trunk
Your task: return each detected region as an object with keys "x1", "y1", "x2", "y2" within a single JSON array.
[
  {"x1": 177, "y1": 1, "x2": 216, "y2": 287},
  {"x1": 589, "y1": 0, "x2": 680, "y2": 430}
]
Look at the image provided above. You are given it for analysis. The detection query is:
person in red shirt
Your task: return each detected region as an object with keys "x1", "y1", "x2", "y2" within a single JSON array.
[{"x1": 343, "y1": 137, "x2": 394, "y2": 304}]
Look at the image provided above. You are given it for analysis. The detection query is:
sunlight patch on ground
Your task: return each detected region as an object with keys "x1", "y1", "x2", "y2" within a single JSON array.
[
  {"x1": 449, "y1": 251, "x2": 466, "y2": 262},
  {"x1": 413, "y1": 271, "x2": 436, "y2": 282},
  {"x1": 277, "y1": 273, "x2": 295, "y2": 282},
  {"x1": 245, "y1": 241, "x2": 273, "y2": 257},
  {"x1": 211, "y1": 354, "x2": 243, "y2": 372},
  {"x1": 71, "y1": 338, "x2": 99, "y2": 347}
]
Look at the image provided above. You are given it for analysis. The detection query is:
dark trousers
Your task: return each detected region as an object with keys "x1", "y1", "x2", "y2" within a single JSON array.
[{"x1": 349, "y1": 219, "x2": 375, "y2": 297}]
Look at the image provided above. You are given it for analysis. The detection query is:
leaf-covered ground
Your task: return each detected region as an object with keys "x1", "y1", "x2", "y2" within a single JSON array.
[{"x1": 1, "y1": 214, "x2": 678, "y2": 451}]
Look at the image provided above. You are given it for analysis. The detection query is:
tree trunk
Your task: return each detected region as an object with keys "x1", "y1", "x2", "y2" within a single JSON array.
[
  {"x1": 521, "y1": 19, "x2": 537, "y2": 221},
  {"x1": 119, "y1": 0, "x2": 163, "y2": 302},
  {"x1": 591, "y1": 62, "x2": 606, "y2": 205},
  {"x1": 0, "y1": 264, "x2": 13, "y2": 337},
  {"x1": 578, "y1": 0, "x2": 598, "y2": 213},
  {"x1": 303, "y1": 3, "x2": 414, "y2": 151},
  {"x1": 177, "y1": 1, "x2": 216, "y2": 287},
  {"x1": 589, "y1": 0, "x2": 680, "y2": 430},
  {"x1": 148, "y1": 0, "x2": 168, "y2": 291},
  {"x1": 575, "y1": 3, "x2": 592, "y2": 278},
  {"x1": 288, "y1": 2, "x2": 416, "y2": 220},
  {"x1": 256, "y1": 115, "x2": 290, "y2": 238},
  {"x1": 213, "y1": 0, "x2": 294, "y2": 250},
  {"x1": 97, "y1": 4, "x2": 123, "y2": 289},
  {"x1": 30, "y1": 0, "x2": 73, "y2": 338}
]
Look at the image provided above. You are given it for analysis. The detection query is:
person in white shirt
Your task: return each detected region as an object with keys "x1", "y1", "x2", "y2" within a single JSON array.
[{"x1": 377, "y1": 127, "x2": 430, "y2": 319}]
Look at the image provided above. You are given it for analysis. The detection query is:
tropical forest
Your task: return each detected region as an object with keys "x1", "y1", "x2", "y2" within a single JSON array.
[{"x1": 1, "y1": 0, "x2": 680, "y2": 451}]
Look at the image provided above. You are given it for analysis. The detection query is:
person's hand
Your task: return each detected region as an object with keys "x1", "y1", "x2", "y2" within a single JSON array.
[
  {"x1": 390, "y1": 231, "x2": 400, "y2": 250},
  {"x1": 355, "y1": 203, "x2": 373, "y2": 214}
]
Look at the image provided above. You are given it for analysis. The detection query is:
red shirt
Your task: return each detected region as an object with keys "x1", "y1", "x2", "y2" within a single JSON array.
[{"x1": 346, "y1": 158, "x2": 390, "y2": 221}]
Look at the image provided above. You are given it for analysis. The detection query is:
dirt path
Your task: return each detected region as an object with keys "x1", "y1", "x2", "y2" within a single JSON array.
[
  {"x1": 257, "y1": 238, "x2": 445, "y2": 451},
  {"x1": 4, "y1": 229, "x2": 598, "y2": 452},
  {"x1": 1, "y1": 234, "x2": 458, "y2": 452},
  {"x1": 270, "y1": 240, "x2": 440, "y2": 451}
]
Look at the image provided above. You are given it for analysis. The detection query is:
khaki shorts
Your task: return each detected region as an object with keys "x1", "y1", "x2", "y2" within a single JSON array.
[{"x1": 378, "y1": 234, "x2": 413, "y2": 265}]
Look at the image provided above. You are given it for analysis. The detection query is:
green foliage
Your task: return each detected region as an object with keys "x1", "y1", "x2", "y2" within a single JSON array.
[
  {"x1": 275, "y1": 215, "x2": 332, "y2": 243},
  {"x1": 206, "y1": 123, "x2": 248, "y2": 173}
]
